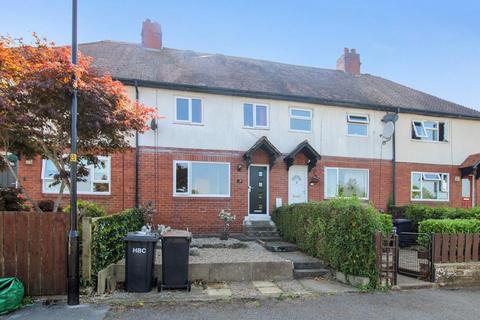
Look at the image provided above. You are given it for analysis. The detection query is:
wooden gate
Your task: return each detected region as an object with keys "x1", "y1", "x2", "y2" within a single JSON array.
[
  {"x1": 375, "y1": 231, "x2": 398, "y2": 286},
  {"x1": 0, "y1": 212, "x2": 68, "y2": 295}
]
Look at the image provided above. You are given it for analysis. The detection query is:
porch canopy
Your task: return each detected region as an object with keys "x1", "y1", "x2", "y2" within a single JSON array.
[
  {"x1": 459, "y1": 153, "x2": 480, "y2": 179},
  {"x1": 243, "y1": 136, "x2": 281, "y2": 168},
  {"x1": 284, "y1": 140, "x2": 321, "y2": 171}
]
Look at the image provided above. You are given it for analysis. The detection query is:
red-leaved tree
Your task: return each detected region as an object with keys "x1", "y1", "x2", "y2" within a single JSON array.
[{"x1": 0, "y1": 35, "x2": 156, "y2": 212}]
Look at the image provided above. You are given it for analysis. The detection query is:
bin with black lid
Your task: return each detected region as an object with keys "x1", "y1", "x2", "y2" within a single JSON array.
[
  {"x1": 123, "y1": 231, "x2": 159, "y2": 292},
  {"x1": 159, "y1": 230, "x2": 192, "y2": 292},
  {"x1": 393, "y1": 219, "x2": 412, "y2": 248}
]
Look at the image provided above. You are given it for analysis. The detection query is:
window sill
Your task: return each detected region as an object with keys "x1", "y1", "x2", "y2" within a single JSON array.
[
  {"x1": 411, "y1": 198, "x2": 449, "y2": 202},
  {"x1": 173, "y1": 194, "x2": 231, "y2": 199},
  {"x1": 42, "y1": 192, "x2": 111, "y2": 196},
  {"x1": 173, "y1": 121, "x2": 204, "y2": 126},
  {"x1": 242, "y1": 126, "x2": 270, "y2": 131},
  {"x1": 289, "y1": 129, "x2": 312, "y2": 133},
  {"x1": 410, "y1": 139, "x2": 449, "y2": 144},
  {"x1": 347, "y1": 134, "x2": 368, "y2": 138}
]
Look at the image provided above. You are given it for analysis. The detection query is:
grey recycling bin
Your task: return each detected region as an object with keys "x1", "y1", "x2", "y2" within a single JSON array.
[
  {"x1": 124, "y1": 231, "x2": 159, "y2": 292},
  {"x1": 159, "y1": 230, "x2": 192, "y2": 292}
]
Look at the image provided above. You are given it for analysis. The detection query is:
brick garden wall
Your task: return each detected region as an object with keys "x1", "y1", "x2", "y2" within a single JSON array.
[{"x1": 16, "y1": 146, "x2": 473, "y2": 234}]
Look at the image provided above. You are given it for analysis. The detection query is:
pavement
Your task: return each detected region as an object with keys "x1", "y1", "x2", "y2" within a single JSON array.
[{"x1": 3, "y1": 279, "x2": 477, "y2": 320}]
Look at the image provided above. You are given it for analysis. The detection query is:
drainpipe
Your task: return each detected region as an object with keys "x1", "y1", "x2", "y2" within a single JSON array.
[
  {"x1": 392, "y1": 108, "x2": 399, "y2": 206},
  {"x1": 134, "y1": 81, "x2": 140, "y2": 208}
]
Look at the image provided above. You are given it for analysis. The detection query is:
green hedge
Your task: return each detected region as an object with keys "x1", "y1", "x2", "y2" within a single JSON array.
[
  {"x1": 272, "y1": 198, "x2": 392, "y2": 287},
  {"x1": 419, "y1": 219, "x2": 480, "y2": 234},
  {"x1": 91, "y1": 208, "x2": 144, "y2": 282},
  {"x1": 404, "y1": 204, "x2": 480, "y2": 230}
]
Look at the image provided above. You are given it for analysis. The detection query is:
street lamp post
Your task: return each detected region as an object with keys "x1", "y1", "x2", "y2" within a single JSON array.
[{"x1": 67, "y1": 0, "x2": 80, "y2": 306}]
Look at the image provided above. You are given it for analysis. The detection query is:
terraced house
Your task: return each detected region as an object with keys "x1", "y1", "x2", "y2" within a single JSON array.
[{"x1": 14, "y1": 20, "x2": 480, "y2": 233}]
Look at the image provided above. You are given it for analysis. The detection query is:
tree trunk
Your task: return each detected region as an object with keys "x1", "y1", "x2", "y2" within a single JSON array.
[{"x1": 53, "y1": 181, "x2": 66, "y2": 212}]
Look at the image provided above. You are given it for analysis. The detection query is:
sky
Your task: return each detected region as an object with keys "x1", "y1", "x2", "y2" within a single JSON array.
[{"x1": 1, "y1": 0, "x2": 479, "y2": 109}]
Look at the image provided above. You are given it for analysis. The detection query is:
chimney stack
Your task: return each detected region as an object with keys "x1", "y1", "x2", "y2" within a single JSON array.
[
  {"x1": 336, "y1": 48, "x2": 361, "y2": 75},
  {"x1": 141, "y1": 19, "x2": 162, "y2": 50}
]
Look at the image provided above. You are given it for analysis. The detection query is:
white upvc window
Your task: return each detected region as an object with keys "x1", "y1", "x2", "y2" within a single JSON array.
[
  {"x1": 347, "y1": 114, "x2": 369, "y2": 137},
  {"x1": 411, "y1": 171, "x2": 449, "y2": 201},
  {"x1": 324, "y1": 167, "x2": 369, "y2": 200},
  {"x1": 411, "y1": 120, "x2": 448, "y2": 142},
  {"x1": 41, "y1": 156, "x2": 111, "y2": 195},
  {"x1": 175, "y1": 97, "x2": 203, "y2": 124},
  {"x1": 243, "y1": 103, "x2": 269, "y2": 129},
  {"x1": 289, "y1": 108, "x2": 312, "y2": 132},
  {"x1": 173, "y1": 161, "x2": 230, "y2": 197}
]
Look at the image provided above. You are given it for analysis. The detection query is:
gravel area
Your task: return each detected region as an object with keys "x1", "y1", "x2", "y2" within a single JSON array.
[
  {"x1": 190, "y1": 237, "x2": 247, "y2": 249},
  {"x1": 154, "y1": 239, "x2": 286, "y2": 264}
]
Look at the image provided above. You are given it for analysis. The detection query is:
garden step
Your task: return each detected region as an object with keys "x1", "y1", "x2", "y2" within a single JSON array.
[
  {"x1": 245, "y1": 230, "x2": 280, "y2": 238},
  {"x1": 258, "y1": 240, "x2": 297, "y2": 252},
  {"x1": 293, "y1": 261, "x2": 327, "y2": 270},
  {"x1": 294, "y1": 268, "x2": 331, "y2": 279}
]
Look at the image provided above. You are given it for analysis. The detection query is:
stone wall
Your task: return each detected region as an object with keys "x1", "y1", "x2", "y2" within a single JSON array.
[{"x1": 434, "y1": 262, "x2": 480, "y2": 287}]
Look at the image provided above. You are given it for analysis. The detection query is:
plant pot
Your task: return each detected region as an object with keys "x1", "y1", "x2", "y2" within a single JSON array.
[{"x1": 219, "y1": 231, "x2": 229, "y2": 241}]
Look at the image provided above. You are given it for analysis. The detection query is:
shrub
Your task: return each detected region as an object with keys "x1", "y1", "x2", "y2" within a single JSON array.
[
  {"x1": 63, "y1": 200, "x2": 107, "y2": 219},
  {"x1": 0, "y1": 188, "x2": 26, "y2": 211},
  {"x1": 419, "y1": 219, "x2": 480, "y2": 234},
  {"x1": 91, "y1": 207, "x2": 144, "y2": 282},
  {"x1": 404, "y1": 204, "x2": 480, "y2": 230},
  {"x1": 272, "y1": 198, "x2": 389, "y2": 287},
  {"x1": 38, "y1": 200, "x2": 55, "y2": 212}
]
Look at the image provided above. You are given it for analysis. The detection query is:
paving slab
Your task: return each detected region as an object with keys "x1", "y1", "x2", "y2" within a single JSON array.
[
  {"x1": 275, "y1": 280, "x2": 311, "y2": 295},
  {"x1": 252, "y1": 281, "x2": 277, "y2": 288},
  {"x1": 4, "y1": 303, "x2": 109, "y2": 320},
  {"x1": 257, "y1": 286, "x2": 283, "y2": 295},
  {"x1": 299, "y1": 278, "x2": 357, "y2": 294}
]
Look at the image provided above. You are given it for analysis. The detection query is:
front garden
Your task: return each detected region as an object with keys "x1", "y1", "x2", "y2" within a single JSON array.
[{"x1": 272, "y1": 198, "x2": 392, "y2": 288}]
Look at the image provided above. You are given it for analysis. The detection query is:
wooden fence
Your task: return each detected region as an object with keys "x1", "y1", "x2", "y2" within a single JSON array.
[
  {"x1": 0, "y1": 211, "x2": 69, "y2": 295},
  {"x1": 433, "y1": 233, "x2": 480, "y2": 263}
]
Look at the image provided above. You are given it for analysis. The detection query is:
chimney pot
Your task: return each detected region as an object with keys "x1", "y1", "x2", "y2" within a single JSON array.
[
  {"x1": 141, "y1": 19, "x2": 162, "y2": 50},
  {"x1": 336, "y1": 47, "x2": 361, "y2": 75}
]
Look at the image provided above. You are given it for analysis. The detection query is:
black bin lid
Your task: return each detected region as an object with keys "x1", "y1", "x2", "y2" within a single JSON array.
[
  {"x1": 161, "y1": 230, "x2": 192, "y2": 240},
  {"x1": 393, "y1": 218, "x2": 411, "y2": 224},
  {"x1": 123, "y1": 231, "x2": 160, "y2": 242}
]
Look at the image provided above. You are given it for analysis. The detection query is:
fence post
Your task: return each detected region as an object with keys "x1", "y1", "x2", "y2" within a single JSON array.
[{"x1": 81, "y1": 217, "x2": 93, "y2": 282}]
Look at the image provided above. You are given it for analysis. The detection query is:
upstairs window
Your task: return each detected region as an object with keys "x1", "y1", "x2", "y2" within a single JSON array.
[
  {"x1": 412, "y1": 120, "x2": 447, "y2": 142},
  {"x1": 42, "y1": 156, "x2": 111, "y2": 194},
  {"x1": 411, "y1": 171, "x2": 449, "y2": 201},
  {"x1": 175, "y1": 97, "x2": 202, "y2": 124},
  {"x1": 347, "y1": 114, "x2": 369, "y2": 136},
  {"x1": 289, "y1": 108, "x2": 312, "y2": 132},
  {"x1": 243, "y1": 103, "x2": 268, "y2": 129}
]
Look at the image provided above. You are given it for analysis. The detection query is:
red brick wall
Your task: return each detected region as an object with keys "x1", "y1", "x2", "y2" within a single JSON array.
[
  {"x1": 17, "y1": 150, "x2": 136, "y2": 213},
  {"x1": 395, "y1": 162, "x2": 463, "y2": 207},
  {"x1": 18, "y1": 147, "x2": 473, "y2": 234}
]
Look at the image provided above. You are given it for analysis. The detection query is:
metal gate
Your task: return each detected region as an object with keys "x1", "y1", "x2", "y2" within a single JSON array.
[{"x1": 397, "y1": 232, "x2": 434, "y2": 281}]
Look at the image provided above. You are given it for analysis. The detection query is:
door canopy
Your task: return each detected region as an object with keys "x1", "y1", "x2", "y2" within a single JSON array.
[
  {"x1": 284, "y1": 140, "x2": 321, "y2": 172},
  {"x1": 459, "y1": 153, "x2": 480, "y2": 179},
  {"x1": 243, "y1": 136, "x2": 281, "y2": 168}
]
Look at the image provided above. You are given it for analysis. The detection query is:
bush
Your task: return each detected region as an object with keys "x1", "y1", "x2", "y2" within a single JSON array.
[
  {"x1": 91, "y1": 207, "x2": 144, "y2": 282},
  {"x1": 0, "y1": 188, "x2": 26, "y2": 211},
  {"x1": 38, "y1": 200, "x2": 55, "y2": 212},
  {"x1": 404, "y1": 204, "x2": 480, "y2": 230},
  {"x1": 272, "y1": 198, "x2": 390, "y2": 287},
  {"x1": 419, "y1": 219, "x2": 480, "y2": 234},
  {"x1": 63, "y1": 200, "x2": 107, "y2": 219}
]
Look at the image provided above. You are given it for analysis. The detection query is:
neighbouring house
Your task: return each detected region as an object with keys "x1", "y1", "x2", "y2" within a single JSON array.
[{"x1": 14, "y1": 19, "x2": 480, "y2": 233}]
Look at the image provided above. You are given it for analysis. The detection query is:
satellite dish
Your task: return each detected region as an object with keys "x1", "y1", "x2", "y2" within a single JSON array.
[{"x1": 381, "y1": 121, "x2": 395, "y2": 140}]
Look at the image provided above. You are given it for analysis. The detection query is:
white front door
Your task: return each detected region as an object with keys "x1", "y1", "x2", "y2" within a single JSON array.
[{"x1": 288, "y1": 165, "x2": 308, "y2": 204}]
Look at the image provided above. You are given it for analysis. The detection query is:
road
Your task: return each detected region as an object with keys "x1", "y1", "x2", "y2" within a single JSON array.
[{"x1": 104, "y1": 288, "x2": 479, "y2": 320}]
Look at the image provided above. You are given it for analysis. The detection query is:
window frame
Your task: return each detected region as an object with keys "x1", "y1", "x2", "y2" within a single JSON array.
[
  {"x1": 411, "y1": 120, "x2": 448, "y2": 142},
  {"x1": 173, "y1": 160, "x2": 231, "y2": 197},
  {"x1": 243, "y1": 103, "x2": 269, "y2": 129},
  {"x1": 289, "y1": 107, "x2": 313, "y2": 132},
  {"x1": 324, "y1": 167, "x2": 370, "y2": 200},
  {"x1": 410, "y1": 171, "x2": 449, "y2": 202},
  {"x1": 41, "y1": 156, "x2": 111, "y2": 195},
  {"x1": 174, "y1": 96, "x2": 203, "y2": 125},
  {"x1": 347, "y1": 113, "x2": 369, "y2": 137}
]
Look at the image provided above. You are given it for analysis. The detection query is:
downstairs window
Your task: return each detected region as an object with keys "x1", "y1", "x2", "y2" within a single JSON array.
[
  {"x1": 174, "y1": 161, "x2": 230, "y2": 197},
  {"x1": 325, "y1": 167, "x2": 369, "y2": 199},
  {"x1": 411, "y1": 171, "x2": 449, "y2": 201}
]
